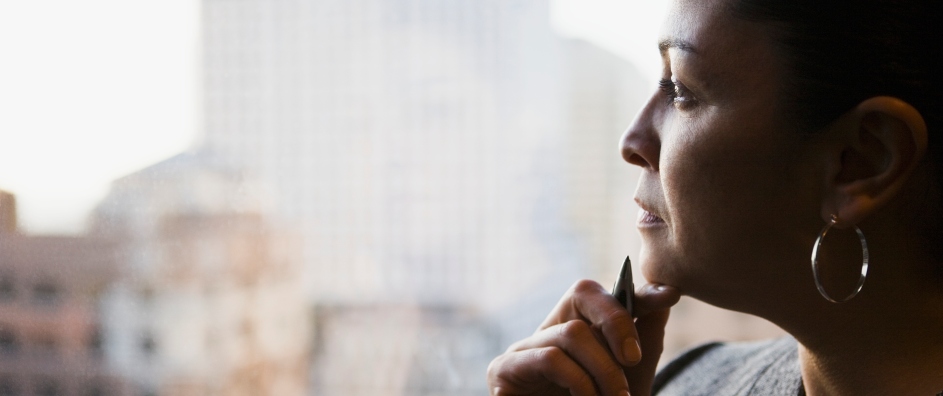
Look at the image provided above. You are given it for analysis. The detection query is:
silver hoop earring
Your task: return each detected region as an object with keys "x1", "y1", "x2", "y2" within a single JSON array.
[{"x1": 810, "y1": 215, "x2": 869, "y2": 303}]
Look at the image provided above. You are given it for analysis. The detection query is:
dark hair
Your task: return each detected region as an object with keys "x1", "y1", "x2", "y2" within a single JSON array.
[
  {"x1": 727, "y1": 0, "x2": 943, "y2": 263},
  {"x1": 728, "y1": 0, "x2": 941, "y2": 131}
]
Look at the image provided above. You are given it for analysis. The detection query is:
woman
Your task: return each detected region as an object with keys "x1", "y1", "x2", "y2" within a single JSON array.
[{"x1": 487, "y1": 0, "x2": 943, "y2": 395}]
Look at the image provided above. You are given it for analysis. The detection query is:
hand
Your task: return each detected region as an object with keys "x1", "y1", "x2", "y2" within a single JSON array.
[{"x1": 486, "y1": 280, "x2": 681, "y2": 396}]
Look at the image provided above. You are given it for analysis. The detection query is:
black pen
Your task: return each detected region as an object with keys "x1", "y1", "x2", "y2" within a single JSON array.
[{"x1": 611, "y1": 255, "x2": 636, "y2": 317}]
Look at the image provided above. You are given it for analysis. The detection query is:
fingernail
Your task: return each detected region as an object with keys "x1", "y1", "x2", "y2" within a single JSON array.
[
  {"x1": 655, "y1": 284, "x2": 668, "y2": 291},
  {"x1": 623, "y1": 338, "x2": 642, "y2": 364}
]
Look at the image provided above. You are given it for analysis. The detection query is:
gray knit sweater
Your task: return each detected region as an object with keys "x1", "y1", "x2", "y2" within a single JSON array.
[{"x1": 652, "y1": 337, "x2": 805, "y2": 396}]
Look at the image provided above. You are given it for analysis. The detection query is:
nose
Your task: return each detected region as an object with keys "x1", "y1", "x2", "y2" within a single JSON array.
[{"x1": 620, "y1": 91, "x2": 663, "y2": 170}]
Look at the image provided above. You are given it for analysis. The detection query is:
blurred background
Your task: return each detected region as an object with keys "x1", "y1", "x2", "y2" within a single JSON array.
[{"x1": 0, "y1": 0, "x2": 784, "y2": 395}]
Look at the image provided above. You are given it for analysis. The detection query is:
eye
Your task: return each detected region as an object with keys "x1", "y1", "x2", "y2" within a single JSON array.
[
  {"x1": 658, "y1": 78, "x2": 697, "y2": 110},
  {"x1": 658, "y1": 78, "x2": 677, "y2": 103}
]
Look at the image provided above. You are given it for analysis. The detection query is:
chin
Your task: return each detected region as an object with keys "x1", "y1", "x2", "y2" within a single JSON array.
[
  {"x1": 640, "y1": 246, "x2": 774, "y2": 315},
  {"x1": 638, "y1": 244, "x2": 680, "y2": 287},
  {"x1": 638, "y1": 242, "x2": 714, "y2": 298}
]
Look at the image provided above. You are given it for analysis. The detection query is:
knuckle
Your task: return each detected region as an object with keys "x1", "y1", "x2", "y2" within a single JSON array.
[
  {"x1": 603, "y1": 307, "x2": 633, "y2": 329},
  {"x1": 533, "y1": 347, "x2": 594, "y2": 392},
  {"x1": 557, "y1": 319, "x2": 591, "y2": 340},
  {"x1": 570, "y1": 279, "x2": 602, "y2": 295},
  {"x1": 572, "y1": 369, "x2": 595, "y2": 393},
  {"x1": 485, "y1": 354, "x2": 505, "y2": 379},
  {"x1": 532, "y1": 346, "x2": 564, "y2": 368}
]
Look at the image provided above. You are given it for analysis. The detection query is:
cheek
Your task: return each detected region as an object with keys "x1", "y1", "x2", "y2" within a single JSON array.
[
  {"x1": 649, "y1": 116, "x2": 804, "y2": 284},
  {"x1": 664, "y1": 119, "x2": 759, "y2": 230}
]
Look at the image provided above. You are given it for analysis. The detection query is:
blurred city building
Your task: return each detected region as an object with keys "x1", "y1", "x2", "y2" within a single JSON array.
[
  {"x1": 0, "y1": 191, "x2": 130, "y2": 396},
  {"x1": 310, "y1": 303, "x2": 500, "y2": 396},
  {"x1": 91, "y1": 154, "x2": 310, "y2": 396},
  {"x1": 199, "y1": 0, "x2": 578, "y2": 307},
  {"x1": 192, "y1": 0, "x2": 785, "y2": 393}
]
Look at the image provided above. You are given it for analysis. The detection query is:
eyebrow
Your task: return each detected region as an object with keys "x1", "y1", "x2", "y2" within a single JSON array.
[{"x1": 658, "y1": 38, "x2": 698, "y2": 54}]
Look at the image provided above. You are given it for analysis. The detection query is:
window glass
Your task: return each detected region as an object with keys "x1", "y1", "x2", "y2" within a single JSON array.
[
  {"x1": 0, "y1": 273, "x2": 14, "y2": 302},
  {"x1": 0, "y1": 1, "x2": 786, "y2": 395},
  {"x1": 0, "y1": 327, "x2": 17, "y2": 356},
  {"x1": 0, "y1": 376, "x2": 19, "y2": 396},
  {"x1": 31, "y1": 282, "x2": 60, "y2": 306},
  {"x1": 33, "y1": 378, "x2": 60, "y2": 396}
]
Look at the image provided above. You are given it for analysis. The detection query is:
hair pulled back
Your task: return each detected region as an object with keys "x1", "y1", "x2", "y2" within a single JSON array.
[
  {"x1": 729, "y1": 0, "x2": 941, "y2": 132},
  {"x1": 728, "y1": 0, "x2": 943, "y2": 263}
]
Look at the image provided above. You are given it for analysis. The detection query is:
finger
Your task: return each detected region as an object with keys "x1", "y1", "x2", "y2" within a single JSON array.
[
  {"x1": 540, "y1": 280, "x2": 640, "y2": 366},
  {"x1": 508, "y1": 320, "x2": 630, "y2": 395},
  {"x1": 487, "y1": 347, "x2": 600, "y2": 396},
  {"x1": 625, "y1": 308, "x2": 672, "y2": 396},
  {"x1": 633, "y1": 283, "x2": 681, "y2": 317}
]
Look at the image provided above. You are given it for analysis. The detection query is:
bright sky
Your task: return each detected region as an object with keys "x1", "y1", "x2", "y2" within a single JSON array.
[
  {"x1": 0, "y1": 0, "x2": 669, "y2": 234},
  {"x1": 551, "y1": 0, "x2": 669, "y2": 79}
]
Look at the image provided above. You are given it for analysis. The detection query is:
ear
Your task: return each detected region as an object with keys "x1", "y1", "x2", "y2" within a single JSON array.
[{"x1": 822, "y1": 96, "x2": 928, "y2": 227}]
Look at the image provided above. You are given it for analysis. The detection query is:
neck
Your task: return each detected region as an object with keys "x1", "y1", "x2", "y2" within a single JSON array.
[
  {"x1": 788, "y1": 253, "x2": 943, "y2": 396},
  {"x1": 797, "y1": 316, "x2": 943, "y2": 396}
]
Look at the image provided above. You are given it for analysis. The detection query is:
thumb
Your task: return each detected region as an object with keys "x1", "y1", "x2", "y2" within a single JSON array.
[
  {"x1": 625, "y1": 308, "x2": 671, "y2": 395},
  {"x1": 624, "y1": 284, "x2": 680, "y2": 395}
]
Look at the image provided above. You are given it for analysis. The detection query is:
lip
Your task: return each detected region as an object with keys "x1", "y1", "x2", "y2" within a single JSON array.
[{"x1": 634, "y1": 198, "x2": 666, "y2": 228}]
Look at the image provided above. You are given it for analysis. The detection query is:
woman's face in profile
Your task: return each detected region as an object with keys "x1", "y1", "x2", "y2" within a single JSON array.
[{"x1": 622, "y1": 0, "x2": 826, "y2": 306}]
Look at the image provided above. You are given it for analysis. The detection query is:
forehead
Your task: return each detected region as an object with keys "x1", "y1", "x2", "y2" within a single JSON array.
[
  {"x1": 663, "y1": 0, "x2": 730, "y2": 35},
  {"x1": 660, "y1": 0, "x2": 770, "y2": 59},
  {"x1": 660, "y1": 0, "x2": 782, "y2": 98},
  {"x1": 664, "y1": 0, "x2": 724, "y2": 32}
]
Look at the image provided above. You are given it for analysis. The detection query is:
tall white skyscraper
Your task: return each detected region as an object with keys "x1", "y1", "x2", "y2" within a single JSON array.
[
  {"x1": 195, "y1": 1, "x2": 653, "y2": 394},
  {"x1": 199, "y1": 0, "x2": 601, "y2": 307}
]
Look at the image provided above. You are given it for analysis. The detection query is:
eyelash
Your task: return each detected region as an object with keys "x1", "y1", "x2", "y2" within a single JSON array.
[{"x1": 658, "y1": 78, "x2": 696, "y2": 109}]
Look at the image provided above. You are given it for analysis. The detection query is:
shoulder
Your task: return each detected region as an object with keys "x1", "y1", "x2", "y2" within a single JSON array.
[{"x1": 652, "y1": 337, "x2": 801, "y2": 396}]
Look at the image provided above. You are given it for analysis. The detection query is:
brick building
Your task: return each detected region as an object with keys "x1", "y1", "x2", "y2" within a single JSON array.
[{"x1": 0, "y1": 191, "x2": 129, "y2": 396}]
